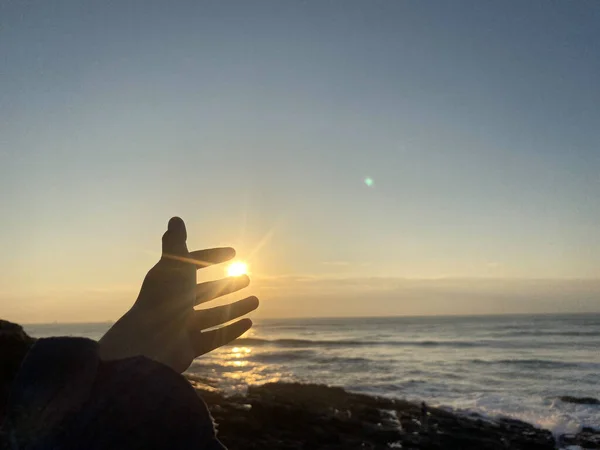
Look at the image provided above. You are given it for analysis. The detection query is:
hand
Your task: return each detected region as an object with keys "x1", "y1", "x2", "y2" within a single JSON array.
[{"x1": 98, "y1": 217, "x2": 258, "y2": 373}]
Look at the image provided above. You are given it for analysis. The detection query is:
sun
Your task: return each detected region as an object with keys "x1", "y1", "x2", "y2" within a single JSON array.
[{"x1": 227, "y1": 261, "x2": 248, "y2": 277}]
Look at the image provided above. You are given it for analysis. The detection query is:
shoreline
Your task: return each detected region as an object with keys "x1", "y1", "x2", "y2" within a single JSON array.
[{"x1": 187, "y1": 377, "x2": 600, "y2": 450}]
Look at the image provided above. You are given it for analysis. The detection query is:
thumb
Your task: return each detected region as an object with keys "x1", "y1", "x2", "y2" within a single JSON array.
[{"x1": 162, "y1": 216, "x2": 189, "y2": 257}]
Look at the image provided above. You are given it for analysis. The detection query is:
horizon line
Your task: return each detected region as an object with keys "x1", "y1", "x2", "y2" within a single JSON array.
[{"x1": 19, "y1": 310, "x2": 600, "y2": 326}]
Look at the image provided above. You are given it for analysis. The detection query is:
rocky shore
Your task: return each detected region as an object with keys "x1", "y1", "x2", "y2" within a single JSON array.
[
  {"x1": 188, "y1": 377, "x2": 600, "y2": 450},
  {"x1": 1, "y1": 320, "x2": 597, "y2": 449}
]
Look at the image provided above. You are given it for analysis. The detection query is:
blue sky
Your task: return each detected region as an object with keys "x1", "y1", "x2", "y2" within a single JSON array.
[{"x1": 1, "y1": 1, "x2": 599, "y2": 321}]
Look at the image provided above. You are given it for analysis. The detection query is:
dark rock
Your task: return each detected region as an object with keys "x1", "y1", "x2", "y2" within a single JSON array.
[
  {"x1": 559, "y1": 428, "x2": 600, "y2": 449},
  {"x1": 559, "y1": 395, "x2": 600, "y2": 405},
  {"x1": 198, "y1": 381, "x2": 556, "y2": 450}
]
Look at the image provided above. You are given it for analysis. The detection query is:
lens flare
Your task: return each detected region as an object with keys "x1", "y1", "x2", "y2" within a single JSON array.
[{"x1": 227, "y1": 261, "x2": 248, "y2": 277}]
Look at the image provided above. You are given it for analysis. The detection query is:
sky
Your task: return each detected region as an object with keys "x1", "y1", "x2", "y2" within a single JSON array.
[{"x1": 1, "y1": 0, "x2": 599, "y2": 322}]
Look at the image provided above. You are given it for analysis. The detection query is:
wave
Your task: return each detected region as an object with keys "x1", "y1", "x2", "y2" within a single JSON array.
[
  {"x1": 469, "y1": 358, "x2": 600, "y2": 370},
  {"x1": 490, "y1": 330, "x2": 600, "y2": 338},
  {"x1": 232, "y1": 336, "x2": 597, "y2": 350},
  {"x1": 249, "y1": 350, "x2": 316, "y2": 363},
  {"x1": 231, "y1": 337, "x2": 488, "y2": 348},
  {"x1": 248, "y1": 352, "x2": 372, "y2": 365}
]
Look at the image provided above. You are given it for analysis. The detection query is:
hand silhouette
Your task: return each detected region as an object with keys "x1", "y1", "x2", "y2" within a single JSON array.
[{"x1": 99, "y1": 217, "x2": 258, "y2": 373}]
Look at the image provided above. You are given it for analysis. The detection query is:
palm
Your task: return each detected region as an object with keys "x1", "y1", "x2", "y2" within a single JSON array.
[{"x1": 99, "y1": 217, "x2": 258, "y2": 373}]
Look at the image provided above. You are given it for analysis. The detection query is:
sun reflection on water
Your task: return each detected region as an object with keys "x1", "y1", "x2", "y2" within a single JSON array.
[{"x1": 188, "y1": 334, "x2": 290, "y2": 394}]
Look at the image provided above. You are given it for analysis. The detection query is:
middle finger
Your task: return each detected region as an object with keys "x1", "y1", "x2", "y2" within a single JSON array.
[{"x1": 195, "y1": 275, "x2": 250, "y2": 306}]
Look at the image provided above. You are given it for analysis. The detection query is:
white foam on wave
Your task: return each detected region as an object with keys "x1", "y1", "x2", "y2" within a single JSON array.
[{"x1": 437, "y1": 393, "x2": 600, "y2": 439}]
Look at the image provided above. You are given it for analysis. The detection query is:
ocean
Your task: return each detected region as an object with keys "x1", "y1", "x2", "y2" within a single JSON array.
[{"x1": 25, "y1": 314, "x2": 599, "y2": 436}]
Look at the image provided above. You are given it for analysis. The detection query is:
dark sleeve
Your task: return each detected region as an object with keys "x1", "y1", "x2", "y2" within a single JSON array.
[
  {"x1": 0, "y1": 320, "x2": 36, "y2": 449},
  {"x1": 4, "y1": 337, "x2": 225, "y2": 450}
]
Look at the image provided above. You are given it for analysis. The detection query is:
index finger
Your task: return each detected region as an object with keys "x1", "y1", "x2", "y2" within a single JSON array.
[
  {"x1": 162, "y1": 248, "x2": 235, "y2": 268},
  {"x1": 189, "y1": 247, "x2": 236, "y2": 269}
]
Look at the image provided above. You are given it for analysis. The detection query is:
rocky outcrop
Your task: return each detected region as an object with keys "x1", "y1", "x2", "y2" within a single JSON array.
[
  {"x1": 558, "y1": 427, "x2": 600, "y2": 449},
  {"x1": 560, "y1": 396, "x2": 600, "y2": 405},
  {"x1": 192, "y1": 380, "x2": 562, "y2": 450}
]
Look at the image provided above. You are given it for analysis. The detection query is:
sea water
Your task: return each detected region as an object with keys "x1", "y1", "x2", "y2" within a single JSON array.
[{"x1": 26, "y1": 313, "x2": 599, "y2": 436}]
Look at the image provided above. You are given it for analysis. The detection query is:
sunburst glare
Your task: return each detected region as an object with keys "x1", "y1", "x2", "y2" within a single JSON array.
[{"x1": 227, "y1": 261, "x2": 248, "y2": 277}]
